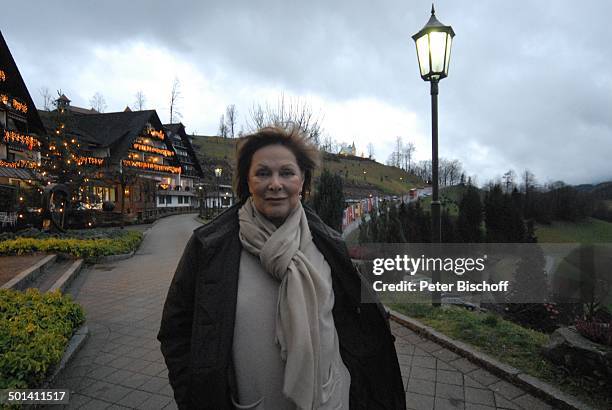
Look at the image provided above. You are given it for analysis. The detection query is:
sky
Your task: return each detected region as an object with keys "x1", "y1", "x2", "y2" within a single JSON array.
[{"x1": 2, "y1": 0, "x2": 611, "y2": 186}]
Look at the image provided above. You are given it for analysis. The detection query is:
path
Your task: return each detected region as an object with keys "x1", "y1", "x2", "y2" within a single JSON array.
[
  {"x1": 46, "y1": 213, "x2": 200, "y2": 409},
  {"x1": 47, "y1": 213, "x2": 551, "y2": 409}
]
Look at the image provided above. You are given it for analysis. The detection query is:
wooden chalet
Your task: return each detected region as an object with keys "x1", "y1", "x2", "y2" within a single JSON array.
[
  {"x1": 39, "y1": 99, "x2": 198, "y2": 224},
  {"x1": 161, "y1": 123, "x2": 204, "y2": 210},
  {"x1": 0, "y1": 30, "x2": 46, "y2": 229}
]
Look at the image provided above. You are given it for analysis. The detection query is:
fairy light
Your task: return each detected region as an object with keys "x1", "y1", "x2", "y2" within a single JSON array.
[
  {"x1": 11, "y1": 99, "x2": 27, "y2": 113},
  {"x1": 148, "y1": 129, "x2": 165, "y2": 140},
  {"x1": 0, "y1": 70, "x2": 5, "y2": 82},
  {"x1": 2, "y1": 130, "x2": 42, "y2": 150},
  {"x1": 0, "y1": 159, "x2": 38, "y2": 169},
  {"x1": 132, "y1": 143, "x2": 174, "y2": 157},
  {"x1": 76, "y1": 156, "x2": 104, "y2": 166},
  {"x1": 122, "y1": 159, "x2": 181, "y2": 174}
]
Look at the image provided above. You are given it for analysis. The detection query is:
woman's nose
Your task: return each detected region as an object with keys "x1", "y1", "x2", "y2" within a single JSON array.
[{"x1": 268, "y1": 174, "x2": 282, "y2": 191}]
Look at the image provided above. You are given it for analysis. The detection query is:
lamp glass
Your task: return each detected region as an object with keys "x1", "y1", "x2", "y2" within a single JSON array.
[
  {"x1": 416, "y1": 35, "x2": 430, "y2": 77},
  {"x1": 429, "y1": 31, "x2": 447, "y2": 74},
  {"x1": 444, "y1": 35, "x2": 453, "y2": 75}
]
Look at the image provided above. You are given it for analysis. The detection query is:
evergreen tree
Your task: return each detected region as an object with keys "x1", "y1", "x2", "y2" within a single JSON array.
[
  {"x1": 441, "y1": 208, "x2": 456, "y2": 243},
  {"x1": 312, "y1": 168, "x2": 345, "y2": 231},
  {"x1": 358, "y1": 213, "x2": 369, "y2": 243},
  {"x1": 387, "y1": 203, "x2": 406, "y2": 242},
  {"x1": 457, "y1": 184, "x2": 483, "y2": 242}
]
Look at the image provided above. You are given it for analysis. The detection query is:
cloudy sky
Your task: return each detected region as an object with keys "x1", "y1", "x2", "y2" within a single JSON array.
[{"x1": 2, "y1": 0, "x2": 611, "y2": 185}]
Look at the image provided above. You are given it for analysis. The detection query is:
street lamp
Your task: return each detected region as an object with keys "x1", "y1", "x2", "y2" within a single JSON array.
[
  {"x1": 413, "y1": 5, "x2": 454, "y2": 307},
  {"x1": 412, "y1": 4, "x2": 455, "y2": 244},
  {"x1": 214, "y1": 167, "x2": 222, "y2": 214},
  {"x1": 198, "y1": 185, "x2": 204, "y2": 218}
]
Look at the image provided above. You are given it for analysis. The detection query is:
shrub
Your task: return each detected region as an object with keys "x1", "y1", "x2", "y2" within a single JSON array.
[
  {"x1": 0, "y1": 231, "x2": 142, "y2": 262},
  {"x1": 0, "y1": 289, "x2": 85, "y2": 389},
  {"x1": 575, "y1": 320, "x2": 612, "y2": 346}
]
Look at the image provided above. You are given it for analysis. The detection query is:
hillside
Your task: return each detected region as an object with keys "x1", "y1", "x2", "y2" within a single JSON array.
[{"x1": 190, "y1": 135, "x2": 423, "y2": 197}]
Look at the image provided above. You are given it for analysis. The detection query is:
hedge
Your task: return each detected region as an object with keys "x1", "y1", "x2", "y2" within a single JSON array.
[
  {"x1": 0, "y1": 230, "x2": 143, "y2": 262},
  {"x1": 0, "y1": 289, "x2": 85, "y2": 390}
]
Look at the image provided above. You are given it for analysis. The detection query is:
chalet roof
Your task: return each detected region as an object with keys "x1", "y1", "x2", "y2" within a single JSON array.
[
  {"x1": 38, "y1": 109, "x2": 170, "y2": 169},
  {"x1": 163, "y1": 122, "x2": 204, "y2": 178},
  {"x1": 68, "y1": 105, "x2": 98, "y2": 115},
  {"x1": 0, "y1": 30, "x2": 46, "y2": 136},
  {"x1": 57, "y1": 94, "x2": 70, "y2": 103}
]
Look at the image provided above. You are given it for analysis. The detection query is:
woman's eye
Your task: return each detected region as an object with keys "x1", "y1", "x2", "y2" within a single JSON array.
[
  {"x1": 256, "y1": 170, "x2": 269, "y2": 177},
  {"x1": 281, "y1": 170, "x2": 295, "y2": 176}
]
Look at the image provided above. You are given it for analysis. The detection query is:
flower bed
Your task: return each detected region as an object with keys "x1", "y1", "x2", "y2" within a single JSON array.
[
  {"x1": 0, "y1": 289, "x2": 85, "y2": 389},
  {"x1": 0, "y1": 230, "x2": 143, "y2": 262}
]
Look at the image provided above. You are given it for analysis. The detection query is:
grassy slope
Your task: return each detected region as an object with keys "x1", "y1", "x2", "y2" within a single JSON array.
[
  {"x1": 418, "y1": 185, "x2": 468, "y2": 217},
  {"x1": 191, "y1": 135, "x2": 422, "y2": 196},
  {"x1": 536, "y1": 217, "x2": 612, "y2": 243}
]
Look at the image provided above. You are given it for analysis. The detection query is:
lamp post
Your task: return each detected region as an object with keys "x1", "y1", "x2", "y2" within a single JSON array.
[
  {"x1": 198, "y1": 185, "x2": 204, "y2": 218},
  {"x1": 412, "y1": 4, "x2": 454, "y2": 306},
  {"x1": 214, "y1": 167, "x2": 222, "y2": 214}
]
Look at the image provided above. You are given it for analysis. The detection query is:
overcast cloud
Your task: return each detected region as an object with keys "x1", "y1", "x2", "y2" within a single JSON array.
[{"x1": 2, "y1": 0, "x2": 611, "y2": 185}]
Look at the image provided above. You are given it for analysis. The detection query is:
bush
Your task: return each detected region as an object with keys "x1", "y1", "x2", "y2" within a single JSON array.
[
  {"x1": 0, "y1": 230, "x2": 142, "y2": 262},
  {"x1": 0, "y1": 289, "x2": 85, "y2": 389}
]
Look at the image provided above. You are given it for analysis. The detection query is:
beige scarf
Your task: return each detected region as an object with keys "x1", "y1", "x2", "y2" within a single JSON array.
[{"x1": 238, "y1": 198, "x2": 328, "y2": 410}]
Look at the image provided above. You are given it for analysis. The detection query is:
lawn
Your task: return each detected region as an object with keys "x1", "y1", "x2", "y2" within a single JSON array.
[
  {"x1": 390, "y1": 303, "x2": 612, "y2": 409},
  {"x1": 536, "y1": 217, "x2": 612, "y2": 244}
]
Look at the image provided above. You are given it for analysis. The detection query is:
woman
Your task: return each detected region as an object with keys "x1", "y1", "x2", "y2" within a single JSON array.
[{"x1": 158, "y1": 126, "x2": 406, "y2": 410}]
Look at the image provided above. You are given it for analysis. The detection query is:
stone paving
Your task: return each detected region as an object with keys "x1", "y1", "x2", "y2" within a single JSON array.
[
  {"x1": 390, "y1": 321, "x2": 553, "y2": 410},
  {"x1": 43, "y1": 213, "x2": 552, "y2": 409}
]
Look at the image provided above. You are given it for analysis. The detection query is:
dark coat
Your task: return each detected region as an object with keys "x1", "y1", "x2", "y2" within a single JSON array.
[{"x1": 157, "y1": 202, "x2": 406, "y2": 410}]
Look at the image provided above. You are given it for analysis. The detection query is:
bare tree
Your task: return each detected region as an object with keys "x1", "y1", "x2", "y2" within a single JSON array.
[
  {"x1": 247, "y1": 94, "x2": 323, "y2": 145},
  {"x1": 521, "y1": 169, "x2": 536, "y2": 194},
  {"x1": 134, "y1": 90, "x2": 146, "y2": 111},
  {"x1": 169, "y1": 77, "x2": 182, "y2": 123},
  {"x1": 225, "y1": 104, "x2": 237, "y2": 138},
  {"x1": 502, "y1": 169, "x2": 516, "y2": 193},
  {"x1": 403, "y1": 142, "x2": 416, "y2": 172},
  {"x1": 367, "y1": 143, "x2": 375, "y2": 160},
  {"x1": 89, "y1": 92, "x2": 107, "y2": 112},
  {"x1": 218, "y1": 114, "x2": 228, "y2": 138},
  {"x1": 39, "y1": 87, "x2": 53, "y2": 110}
]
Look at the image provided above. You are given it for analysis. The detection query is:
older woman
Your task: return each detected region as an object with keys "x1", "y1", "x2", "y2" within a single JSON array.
[{"x1": 158, "y1": 126, "x2": 405, "y2": 410}]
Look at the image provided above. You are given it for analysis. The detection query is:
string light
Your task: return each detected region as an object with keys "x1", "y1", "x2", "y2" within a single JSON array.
[
  {"x1": 0, "y1": 70, "x2": 5, "y2": 82},
  {"x1": 132, "y1": 143, "x2": 174, "y2": 157},
  {"x1": 76, "y1": 156, "x2": 104, "y2": 166},
  {"x1": 148, "y1": 129, "x2": 165, "y2": 140},
  {"x1": 122, "y1": 159, "x2": 181, "y2": 174},
  {"x1": 2, "y1": 130, "x2": 42, "y2": 150},
  {"x1": 0, "y1": 159, "x2": 38, "y2": 169}
]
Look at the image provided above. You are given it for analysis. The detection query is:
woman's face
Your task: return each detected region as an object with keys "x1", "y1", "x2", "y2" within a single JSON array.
[{"x1": 248, "y1": 144, "x2": 304, "y2": 226}]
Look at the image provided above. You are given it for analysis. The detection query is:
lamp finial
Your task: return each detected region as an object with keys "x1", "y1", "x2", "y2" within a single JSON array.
[{"x1": 431, "y1": 3, "x2": 436, "y2": 15}]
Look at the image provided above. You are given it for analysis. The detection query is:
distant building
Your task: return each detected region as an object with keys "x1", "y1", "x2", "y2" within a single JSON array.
[{"x1": 338, "y1": 142, "x2": 356, "y2": 156}]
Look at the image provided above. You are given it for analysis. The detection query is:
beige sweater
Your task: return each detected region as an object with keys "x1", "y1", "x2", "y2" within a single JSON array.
[{"x1": 232, "y1": 246, "x2": 351, "y2": 410}]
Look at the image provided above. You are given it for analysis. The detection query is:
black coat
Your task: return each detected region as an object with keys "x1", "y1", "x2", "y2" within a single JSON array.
[{"x1": 157, "y1": 202, "x2": 406, "y2": 410}]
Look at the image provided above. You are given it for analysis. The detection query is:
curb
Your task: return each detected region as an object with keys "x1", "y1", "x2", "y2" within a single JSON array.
[
  {"x1": 42, "y1": 324, "x2": 89, "y2": 388},
  {"x1": 96, "y1": 250, "x2": 135, "y2": 264},
  {"x1": 389, "y1": 309, "x2": 593, "y2": 410},
  {"x1": 48, "y1": 259, "x2": 84, "y2": 293},
  {"x1": 1, "y1": 254, "x2": 57, "y2": 291}
]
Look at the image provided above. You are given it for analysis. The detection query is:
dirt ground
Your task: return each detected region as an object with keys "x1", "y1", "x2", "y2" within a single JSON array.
[{"x1": 0, "y1": 253, "x2": 47, "y2": 287}]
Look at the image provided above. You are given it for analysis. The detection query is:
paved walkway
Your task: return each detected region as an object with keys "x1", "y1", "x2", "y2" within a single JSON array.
[
  {"x1": 47, "y1": 213, "x2": 550, "y2": 410},
  {"x1": 390, "y1": 321, "x2": 552, "y2": 410},
  {"x1": 47, "y1": 214, "x2": 200, "y2": 409}
]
